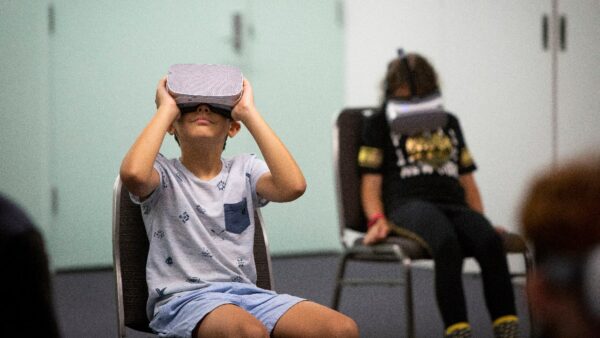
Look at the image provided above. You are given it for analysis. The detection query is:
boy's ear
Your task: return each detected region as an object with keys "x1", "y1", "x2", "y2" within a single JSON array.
[{"x1": 228, "y1": 120, "x2": 241, "y2": 138}]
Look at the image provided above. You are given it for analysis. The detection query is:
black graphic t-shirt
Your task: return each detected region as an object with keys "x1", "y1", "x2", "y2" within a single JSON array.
[{"x1": 358, "y1": 110, "x2": 477, "y2": 210}]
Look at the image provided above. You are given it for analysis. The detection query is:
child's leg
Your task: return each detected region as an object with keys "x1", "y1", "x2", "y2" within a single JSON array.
[
  {"x1": 194, "y1": 304, "x2": 269, "y2": 338},
  {"x1": 447, "y1": 206, "x2": 517, "y2": 320},
  {"x1": 271, "y1": 301, "x2": 359, "y2": 338},
  {"x1": 389, "y1": 200, "x2": 469, "y2": 328}
]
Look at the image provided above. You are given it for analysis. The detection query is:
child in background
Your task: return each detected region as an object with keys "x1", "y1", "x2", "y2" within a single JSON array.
[{"x1": 358, "y1": 51, "x2": 519, "y2": 338}]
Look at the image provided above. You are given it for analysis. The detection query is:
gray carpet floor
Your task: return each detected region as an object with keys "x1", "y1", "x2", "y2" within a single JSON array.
[{"x1": 53, "y1": 254, "x2": 530, "y2": 338}]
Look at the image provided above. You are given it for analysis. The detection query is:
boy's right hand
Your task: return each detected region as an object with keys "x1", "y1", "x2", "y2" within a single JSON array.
[{"x1": 155, "y1": 77, "x2": 179, "y2": 116}]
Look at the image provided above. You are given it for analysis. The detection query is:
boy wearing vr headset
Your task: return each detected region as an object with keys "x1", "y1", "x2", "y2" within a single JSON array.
[{"x1": 120, "y1": 71, "x2": 358, "y2": 338}]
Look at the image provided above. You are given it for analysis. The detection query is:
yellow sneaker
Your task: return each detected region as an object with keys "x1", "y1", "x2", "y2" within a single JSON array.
[
  {"x1": 444, "y1": 322, "x2": 472, "y2": 338},
  {"x1": 493, "y1": 315, "x2": 519, "y2": 338}
]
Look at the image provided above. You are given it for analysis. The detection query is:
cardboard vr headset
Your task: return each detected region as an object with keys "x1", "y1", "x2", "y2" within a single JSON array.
[{"x1": 166, "y1": 64, "x2": 243, "y2": 118}]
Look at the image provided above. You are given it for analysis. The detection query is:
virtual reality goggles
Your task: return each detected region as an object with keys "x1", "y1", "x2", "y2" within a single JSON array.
[
  {"x1": 166, "y1": 64, "x2": 244, "y2": 118},
  {"x1": 385, "y1": 93, "x2": 448, "y2": 135}
]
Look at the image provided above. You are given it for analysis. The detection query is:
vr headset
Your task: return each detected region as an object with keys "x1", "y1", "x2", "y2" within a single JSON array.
[
  {"x1": 166, "y1": 64, "x2": 244, "y2": 118},
  {"x1": 385, "y1": 49, "x2": 448, "y2": 135}
]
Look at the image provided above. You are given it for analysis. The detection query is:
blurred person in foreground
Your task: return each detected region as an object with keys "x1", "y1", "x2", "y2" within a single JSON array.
[
  {"x1": 520, "y1": 154, "x2": 600, "y2": 338},
  {"x1": 0, "y1": 193, "x2": 61, "y2": 337}
]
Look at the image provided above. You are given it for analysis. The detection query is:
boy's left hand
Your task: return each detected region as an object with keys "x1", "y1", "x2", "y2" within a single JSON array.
[{"x1": 231, "y1": 78, "x2": 257, "y2": 122}]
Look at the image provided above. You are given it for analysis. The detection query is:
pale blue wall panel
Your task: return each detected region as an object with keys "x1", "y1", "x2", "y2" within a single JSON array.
[{"x1": 0, "y1": 2, "x2": 52, "y2": 239}]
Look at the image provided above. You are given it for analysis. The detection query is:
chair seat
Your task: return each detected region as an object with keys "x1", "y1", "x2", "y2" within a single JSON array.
[
  {"x1": 349, "y1": 237, "x2": 431, "y2": 261},
  {"x1": 349, "y1": 231, "x2": 527, "y2": 261}
]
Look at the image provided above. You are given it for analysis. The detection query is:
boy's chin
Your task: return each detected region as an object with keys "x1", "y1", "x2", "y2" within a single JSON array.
[{"x1": 184, "y1": 135, "x2": 227, "y2": 146}]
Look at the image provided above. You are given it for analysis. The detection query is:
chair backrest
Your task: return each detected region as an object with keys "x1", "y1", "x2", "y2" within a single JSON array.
[
  {"x1": 112, "y1": 176, "x2": 273, "y2": 335},
  {"x1": 333, "y1": 108, "x2": 377, "y2": 235}
]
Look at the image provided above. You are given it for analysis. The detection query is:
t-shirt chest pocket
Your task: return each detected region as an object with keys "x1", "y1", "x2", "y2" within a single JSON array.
[{"x1": 224, "y1": 198, "x2": 250, "y2": 234}]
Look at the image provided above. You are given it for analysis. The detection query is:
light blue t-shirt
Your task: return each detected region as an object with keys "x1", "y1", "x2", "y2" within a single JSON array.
[{"x1": 131, "y1": 153, "x2": 270, "y2": 318}]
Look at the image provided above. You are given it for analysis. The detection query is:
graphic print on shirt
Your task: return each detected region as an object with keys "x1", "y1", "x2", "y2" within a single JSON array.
[
  {"x1": 236, "y1": 257, "x2": 247, "y2": 268},
  {"x1": 187, "y1": 277, "x2": 202, "y2": 284},
  {"x1": 217, "y1": 180, "x2": 226, "y2": 190},
  {"x1": 165, "y1": 256, "x2": 173, "y2": 265},
  {"x1": 153, "y1": 230, "x2": 165, "y2": 239},
  {"x1": 195, "y1": 204, "x2": 206, "y2": 215},
  {"x1": 200, "y1": 247, "x2": 213, "y2": 258},
  {"x1": 210, "y1": 226, "x2": 226, "y2": 240},
  {"x1": 178, "y1": 211, "x2": 190, "y2": 224},
  {"x1": 159, "y1": 167, "x2": 168, "y2": 189},
  {"x1": 392, "y1": 127, "x2": 461, "y2": 180},
  {"x1": 174, "y1": 170, "x2": 184, "y2": 182},
  {"x1": 155, "y1": 287, "x2": 167, "y2": 297}
]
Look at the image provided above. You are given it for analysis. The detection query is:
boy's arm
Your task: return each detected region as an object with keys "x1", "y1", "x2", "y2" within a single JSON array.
[
  {"x1": 232, "y1": 79, "x2": 306, "y2": 202},
  {"x1": 120, "y1": 77, "x2": 179, "y2": 199}
]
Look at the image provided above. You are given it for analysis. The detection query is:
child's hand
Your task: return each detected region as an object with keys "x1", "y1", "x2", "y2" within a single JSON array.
[
  {"x1": 231, "y1": 78, "x2": 257, "y2": 122},
  {"x1": 363, "y1": 219, "x2": 391, "y2": 245},
  {"x1": 155, "y1": 77, "x2": 179, "y2": 115}
]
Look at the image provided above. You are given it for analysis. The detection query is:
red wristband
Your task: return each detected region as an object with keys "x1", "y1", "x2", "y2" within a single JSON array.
[{"x1": 367, "y1": 213, "x2": 385, "y2": 228}]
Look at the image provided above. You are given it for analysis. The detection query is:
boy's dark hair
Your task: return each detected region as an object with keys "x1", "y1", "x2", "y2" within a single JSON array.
[{"x1": 383, "y1": 53, "x2": 439, "y2": 100}]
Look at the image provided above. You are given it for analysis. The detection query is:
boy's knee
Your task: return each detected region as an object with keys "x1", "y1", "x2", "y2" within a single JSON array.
[
  {"x1": 236, "y1": 322, "x2": 269, "y2": 338},
  {"x1": 328, "y1": 316, "x2": 360, "y2": 338}
]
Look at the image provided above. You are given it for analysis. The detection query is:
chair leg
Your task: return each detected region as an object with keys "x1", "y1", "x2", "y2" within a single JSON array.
[
  {"x1": 332, "y1": 252, "x2": 350, "y2": 310},
  {"x1": 402, "y1": 258, "x2": 415, "y2": 338}
]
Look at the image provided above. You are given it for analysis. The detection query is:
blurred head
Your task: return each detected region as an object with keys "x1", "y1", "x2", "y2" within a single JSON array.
[
  {"x1": 521, "y1": 155, "x2": 600, "y2": 260},
  {"x1": 520, "y1": 154, "x2": 600, "y2": 338},
  {"x1": 383, "y1": 52, "x2": 440, "y2": 100}
]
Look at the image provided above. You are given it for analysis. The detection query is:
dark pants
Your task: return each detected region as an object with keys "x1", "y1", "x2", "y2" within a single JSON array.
[{"x1": 388, "y1": 199, "x2": 516, "y2": 327}]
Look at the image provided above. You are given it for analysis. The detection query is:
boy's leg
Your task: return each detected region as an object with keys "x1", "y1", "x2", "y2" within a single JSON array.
[
  {"x1": 271, "y1": 301, "x2": 359, "y2": 338},
  {"x1": 194, "y1": 304, "x2": 269, "y2": 338}
]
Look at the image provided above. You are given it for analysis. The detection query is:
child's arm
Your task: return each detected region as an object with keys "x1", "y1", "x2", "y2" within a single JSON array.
[
  {"x1": 360, "y1": 173, "x2": 390, "y2": 245},
  {"x1": 232, "y1": 79, "x2": 306, "y2": 202},
  {"x1": 459, "y1": 173, "x2": 484, "y2": 214},
  {"x1": 120, "y1": 77, "x2": 179, "y2": 199}
]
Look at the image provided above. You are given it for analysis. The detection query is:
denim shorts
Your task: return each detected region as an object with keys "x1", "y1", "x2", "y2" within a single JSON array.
[{"x1": 149, "y1": 282, "x2": 305, "y2": 338}]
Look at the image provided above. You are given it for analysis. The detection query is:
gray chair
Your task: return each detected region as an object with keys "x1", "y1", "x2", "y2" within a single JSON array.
[
  {"x1": 112, "y1": 176, "x2": 274, "y2": 337},
  {"x1": 331, "y1": 107, "x2": 533, "y2": 338}
]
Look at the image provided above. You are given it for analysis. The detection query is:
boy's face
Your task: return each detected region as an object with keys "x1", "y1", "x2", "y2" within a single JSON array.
[{"x1": 170, "y1": 104, "x2": 240, "y2": 146}]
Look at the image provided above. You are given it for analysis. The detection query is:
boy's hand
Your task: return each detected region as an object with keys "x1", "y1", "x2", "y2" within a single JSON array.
[
  {"x1": 155, "y1": 77, "x2": 179, "y2": 117},
  {"x1": 231, "y1": 79, "x2": 258, "y2": 122}
]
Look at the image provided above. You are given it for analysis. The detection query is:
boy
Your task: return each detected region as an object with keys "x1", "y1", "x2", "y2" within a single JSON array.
[{"x1": 120, "y1": 76, "x2": 359, "y2": 338}]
